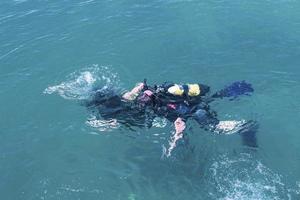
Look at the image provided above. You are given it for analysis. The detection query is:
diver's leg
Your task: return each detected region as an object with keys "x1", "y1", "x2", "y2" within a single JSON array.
[
  {"x1": 193, "y1": 109, "x2": 259, "y2": 147},
  {"x1": 193, "y1": 109, "x2": 219, "y2": 130},
  {"x1": 215, "y1": 120, "x2": 259, "y2": 147},
  {"x1": 193, "y1": 108, "x2": 249, "y2": 134}
]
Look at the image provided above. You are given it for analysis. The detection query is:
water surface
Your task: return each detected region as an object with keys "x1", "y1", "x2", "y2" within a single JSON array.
[{"x1": 1, "y1": 0, "x2": 300, "y2": 199}]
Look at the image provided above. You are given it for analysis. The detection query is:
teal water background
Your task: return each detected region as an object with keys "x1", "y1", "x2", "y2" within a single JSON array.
[{"x1": 1, "y1": 0, "x2": 300, "y2": 199}]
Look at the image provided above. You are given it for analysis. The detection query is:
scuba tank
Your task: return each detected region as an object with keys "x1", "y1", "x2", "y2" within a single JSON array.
[{"x1": 153, "y1": 82, "x2": 210, "y2": 104}]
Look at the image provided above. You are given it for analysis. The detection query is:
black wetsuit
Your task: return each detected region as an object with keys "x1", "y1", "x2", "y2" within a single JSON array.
[
  {"x1": 86, "y1": 83, "x2": 219, "y2": 129},
  {"x1": 85, "y1": 89, "x2": 155, "y2": 128},
  {"x1": 84, "y1": 83, "x2": 258, "y2": 147}
]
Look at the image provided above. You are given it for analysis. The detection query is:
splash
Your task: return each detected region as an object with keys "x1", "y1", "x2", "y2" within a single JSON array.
[
  {"x1": 151, "y1": 117, "x2": 167, "y2": 128},
  {"x1": 44, "y1": 65, "x2": 120, "y2": 100},
  {"x1": 35, "y1": 178, "x2": 101, "y2": 200},
  {"x1": 161, "y1": 130, "x2": 184, "y2": 158},
  {"x1": 214, "y1": 120, "x2": 247, "y2": 135},
  {"x1": 44, "y1": 65, "x2": 122, "y2": 132},
  {"x1": 85, "y1": 115, "x2": 120, "y2": 132},
  {"x1": 208, "y1": 153, "x2": 298, "y2": 200}
]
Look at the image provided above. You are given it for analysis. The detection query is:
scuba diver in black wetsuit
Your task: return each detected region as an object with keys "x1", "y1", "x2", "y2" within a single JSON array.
[
  {"x1": 86, "y1": 81, "x2": 214, "y2": 130},
  {"x1": 85, "y1": 79, "x2": 257, "y2": 155}
]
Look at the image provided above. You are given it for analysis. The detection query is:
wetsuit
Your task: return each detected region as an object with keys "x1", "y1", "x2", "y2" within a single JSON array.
[
  {"x1": 86, "y1": 88, "x2": 155, "y2": 128},
  {"x1": 85, "y1": 81, "x2": 258, "y2": 148},
  {"x1": 87, "y1": 83, "x2": 220, "y2": 129}
]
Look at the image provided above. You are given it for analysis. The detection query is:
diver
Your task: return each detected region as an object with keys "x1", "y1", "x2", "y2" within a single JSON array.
[
  {"x1": 86, "y1": 81, "x2": 211, "y2": 131},
  {"x1": 85, "y1": 79, "x2": 257, "y2": 155}
]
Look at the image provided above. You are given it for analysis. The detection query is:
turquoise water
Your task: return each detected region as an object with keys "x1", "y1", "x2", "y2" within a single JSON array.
[{"x1": 1, "y1": 0, "x2": 300, "y2": 199}]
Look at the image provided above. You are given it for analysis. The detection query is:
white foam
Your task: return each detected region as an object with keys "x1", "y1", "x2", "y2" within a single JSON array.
[
  {"x1": 209, "y1": 154, "x2": 296, "y2": 200},
  {"x1": 214, "y1": 120, "x2": 247, "y2": 135},
  {"x1": 296, "y1": 181, "x2": 300, "y2": 194},
  {"x1": 86, "y1": 115, "x2": 120, "y2": 132},
  {"x1": 152, "y1": 117, "x2": 167, "y2": 128},
  {"x1": 162, "y1": 130, "x2": 184, "y2": 158},
  {"x1": 13, "y1": 0, "x2": 28, "y2": 4},
  {"x1": 44, "y1": 65, "x2": 120, "y2": 100}
]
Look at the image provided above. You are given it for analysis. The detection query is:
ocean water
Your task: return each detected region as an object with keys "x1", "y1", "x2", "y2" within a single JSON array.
[{"x1": 1, "y1": 0, "x2": 300, "y2": 199}]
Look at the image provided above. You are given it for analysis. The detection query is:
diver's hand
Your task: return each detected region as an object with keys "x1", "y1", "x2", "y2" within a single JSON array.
[
  {"x1": 122, "y1": 83, "x2": 144, "y2": 101},
  {"x1": 174, "y1": 117, "x2": 186, "y2": 135},
  {"x1": 132, "y1": 82, "x2": 144, "y2": 93}
]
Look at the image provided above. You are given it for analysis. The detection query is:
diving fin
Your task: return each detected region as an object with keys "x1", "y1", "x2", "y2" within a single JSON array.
[
  {"x1": 212, "y1": 80, "x2": 254, "y2": 100},
  {"x1": 239, "y1": 120, "x2": 259, "y2": 148}
]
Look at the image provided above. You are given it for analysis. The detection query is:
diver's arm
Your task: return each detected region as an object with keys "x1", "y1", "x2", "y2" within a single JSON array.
[
  {"x1": 122, "y1": 83, "x2": 144, "y2": 101},
  {"x1": 165, "y1": 117, "x2": 186, "y2": 157}
]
